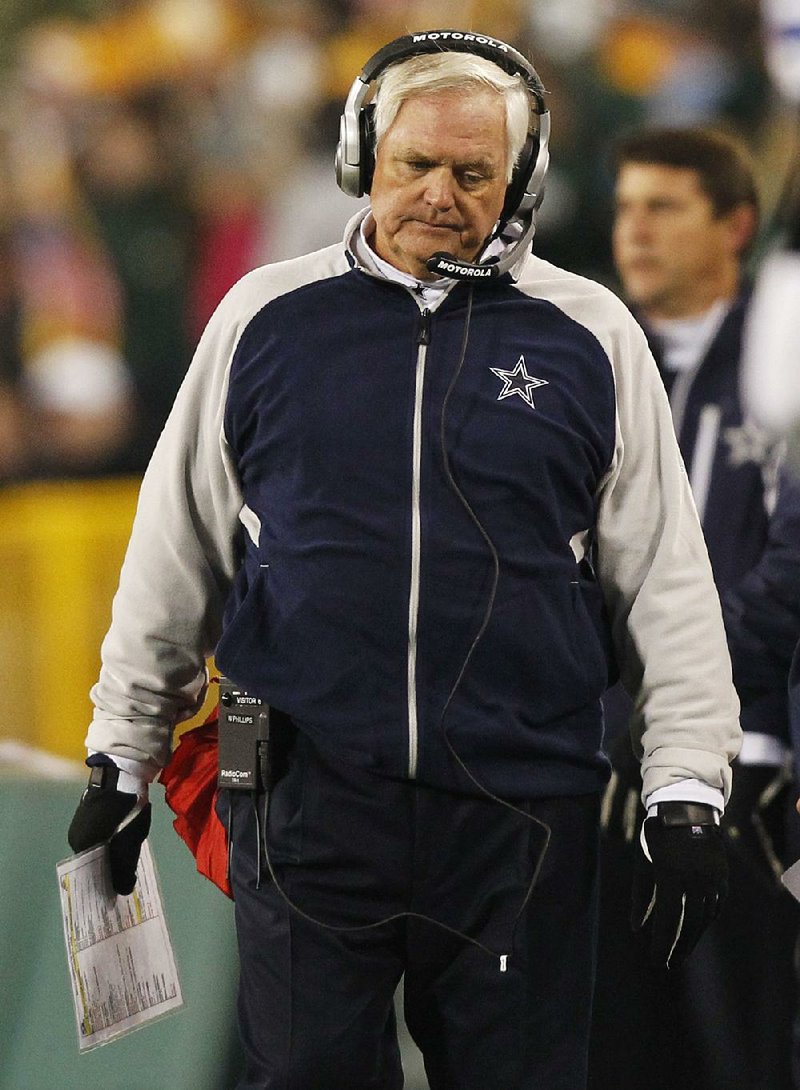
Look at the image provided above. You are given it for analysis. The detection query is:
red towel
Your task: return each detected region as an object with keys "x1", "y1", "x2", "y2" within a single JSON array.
[{"x1": 160, "y1": 709, "x2": 232, "y2": 898}]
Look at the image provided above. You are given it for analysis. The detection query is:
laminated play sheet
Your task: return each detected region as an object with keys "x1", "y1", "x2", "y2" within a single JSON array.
[{"x1": 57, "y1": 839, "x2": 184, "y2": 1051}]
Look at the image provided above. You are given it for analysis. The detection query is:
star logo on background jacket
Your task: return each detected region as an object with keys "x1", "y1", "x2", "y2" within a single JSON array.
[
  {"x1": 490, "y1": 356, "x2": 549, "y2": 409},
  {"x1": 722, "y1": 419, "x2": 775, "y2": 468}
]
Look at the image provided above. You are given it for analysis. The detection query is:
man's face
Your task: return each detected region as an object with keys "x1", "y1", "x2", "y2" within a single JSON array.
[
  {"x1": 369, "y1": 87, "x2": 509, "y2": 280},
  {"x1": 613, "y1": 162, "x2": 741, "y2": 319}
]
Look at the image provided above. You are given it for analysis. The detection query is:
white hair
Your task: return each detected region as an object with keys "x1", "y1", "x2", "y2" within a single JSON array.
[{"x1": 373, "y1": 52, "x2": 532, "y2": 182}]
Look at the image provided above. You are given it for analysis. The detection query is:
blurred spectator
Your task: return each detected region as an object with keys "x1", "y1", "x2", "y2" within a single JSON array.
[
  {"x1": 0, "y1": 229, "x2": 27, "y2": 482},
  {"x1": 0, "y1": 133, "x2": 27, "y2": 481},
  {"x1": 75, "y1": 93, "x2": 195, "y2": 469},
  {"x1": 184, "y1": 0, "x2": 335, "y2": 324},
  {"x1": 3, "y1": 95, "x2": 136, "y2": 479}
]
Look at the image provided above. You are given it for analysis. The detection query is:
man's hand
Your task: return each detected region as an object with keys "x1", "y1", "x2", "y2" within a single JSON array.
[
  {"x1": 632, "y1": 801, "x2": 728, "y2": 970},
  {"x1": 68, "y1": 756, "x2": 151, "y2": 895}
]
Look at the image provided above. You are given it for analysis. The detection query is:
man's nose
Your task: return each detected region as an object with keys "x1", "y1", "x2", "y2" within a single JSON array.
[
  {"x1": 616, "y1": 209, "x2": 651, "y2": 242},
  {"x1": 423, "y1": 167, "x2": 456, "y2": 209}
]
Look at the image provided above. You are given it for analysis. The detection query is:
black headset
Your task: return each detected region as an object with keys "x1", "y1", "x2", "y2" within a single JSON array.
[{"x1": 335, "y1": 30, "x2": 550, "y2": 278}]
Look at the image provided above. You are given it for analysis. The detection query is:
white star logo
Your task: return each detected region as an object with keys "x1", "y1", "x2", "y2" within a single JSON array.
[
  {"x1": 490, "y1": 356, "x2": 548, "y2": 410},
  {"x1": 723, "y1": 420, "x2": 775, "y2": 468}
]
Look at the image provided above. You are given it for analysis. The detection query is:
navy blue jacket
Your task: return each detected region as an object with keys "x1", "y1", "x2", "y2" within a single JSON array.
[{"x1": 86, "y1": 213, "x2": 740, "y2": 805}]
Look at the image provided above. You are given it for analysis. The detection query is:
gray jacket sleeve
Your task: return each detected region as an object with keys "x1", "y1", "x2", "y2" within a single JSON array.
[
  {"x1": 593, "y1": 300, "x2": 741, "y2": 805},
  {"x1": 85, "y1": 285, "x2": 249, "y2": 778},
  {"x1": 519, "y1": 258, "x2": 741, "y2": 805}
]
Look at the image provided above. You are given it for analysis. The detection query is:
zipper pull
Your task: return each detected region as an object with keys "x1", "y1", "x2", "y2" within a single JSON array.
[{"x1": 418, "y1": 308, "x2": 431, "y2": 346}]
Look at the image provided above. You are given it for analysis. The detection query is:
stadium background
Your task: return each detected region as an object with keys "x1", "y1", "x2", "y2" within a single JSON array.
[{"x1": 0, "y1": 1, "x2": 794, "y2": 1087}]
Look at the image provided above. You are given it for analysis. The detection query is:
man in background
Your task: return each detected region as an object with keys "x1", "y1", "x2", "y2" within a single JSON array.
[{"x1": 591, "y1": 126, "x2": 800, "y2": 1090}]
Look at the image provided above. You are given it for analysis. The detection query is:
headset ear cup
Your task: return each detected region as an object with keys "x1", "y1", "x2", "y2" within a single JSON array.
[
  {"x1": 501, "y1": 133, "x2": 537, "y2": 224},
  {"x1": 360, "y1": 103, "x2": 377, "y2": 194},
  {"x1": 335, "y1": 115, "x2": 349, "y2": 194}
]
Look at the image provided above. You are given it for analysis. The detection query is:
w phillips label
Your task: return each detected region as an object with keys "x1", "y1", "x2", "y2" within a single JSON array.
[{"x1": 217, "y1": 678, "x2": 271, "y2": 791}]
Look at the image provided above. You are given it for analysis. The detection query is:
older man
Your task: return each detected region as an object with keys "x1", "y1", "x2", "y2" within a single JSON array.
[{"x1": 67, "y1": 35, "x2": 739, "y2": 1090}]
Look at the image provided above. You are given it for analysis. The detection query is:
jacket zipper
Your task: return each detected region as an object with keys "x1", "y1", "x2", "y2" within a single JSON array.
[
  {"x1": 688, "y1": 403, "x2": 721, "y2": 526},
  {"x1": 407, "y1": 308, "x2": 431, "y2": 779}
]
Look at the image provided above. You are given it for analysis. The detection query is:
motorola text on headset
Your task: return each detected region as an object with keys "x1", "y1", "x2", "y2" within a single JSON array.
[{"x1": 334, "y1": 29, "x2": 551, "y2": 280}]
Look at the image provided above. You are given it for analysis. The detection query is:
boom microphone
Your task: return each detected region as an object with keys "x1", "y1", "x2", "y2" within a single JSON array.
[
  {"x1": 426, "y1": 252, "x2": 500, "y2": 279},
  {"x1": 425, "y1": 201, "x2": 540, "y2": 281}
]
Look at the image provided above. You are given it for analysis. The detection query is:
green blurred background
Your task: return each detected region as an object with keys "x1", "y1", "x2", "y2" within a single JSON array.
[{"x1": 0, "y1": 1, "x2": 793, "y2": 1086}]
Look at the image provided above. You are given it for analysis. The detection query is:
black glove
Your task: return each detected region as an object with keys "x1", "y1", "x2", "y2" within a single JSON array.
[
  {"x1": 68, "y1": 756, "x2": 151, "y2": 896},
  {"x1": 721, "y1": 760, "x2": 791, "y2": 890},
  {"x1": 601, "y1": 730, "x2": 645, "y2": 844},
  {"x1": 632, "y1": 801, "x2": 728, "y2": 970}
]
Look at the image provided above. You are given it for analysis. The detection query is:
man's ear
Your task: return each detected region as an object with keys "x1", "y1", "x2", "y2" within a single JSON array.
[{"x1": 725, "y1": 202, "x2": 759, "y2": 259}]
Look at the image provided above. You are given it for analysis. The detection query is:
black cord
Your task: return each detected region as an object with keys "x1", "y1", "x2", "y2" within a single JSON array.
[
  {"x1": 252, "y1": 793, "x2": 263, "y2": 890},
  {"x1": 226, "y1": 798, "x2": 234, "y2": 885},
  {"x1": 255, "y1": 789, "x2": 519, "y2": 964},
  {"x1": 436, "y1": 285, "x2": 552, "y2": 949}
]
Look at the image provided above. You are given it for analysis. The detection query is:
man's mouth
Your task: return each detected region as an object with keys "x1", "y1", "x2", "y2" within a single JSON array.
[
  {"x1": 409, "y1": 219, "x2": 460, "y2": 232},
  {"x1": 623, "y1": 254, "x2": 659, "y2": 270}
]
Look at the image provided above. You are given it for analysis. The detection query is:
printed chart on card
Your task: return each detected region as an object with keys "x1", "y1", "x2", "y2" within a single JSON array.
[{"x1": 57, "y1": 839, "x2": 184, "y2": 1051}]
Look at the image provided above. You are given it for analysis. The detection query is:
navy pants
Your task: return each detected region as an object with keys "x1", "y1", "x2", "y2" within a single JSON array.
[{"x1": 219, "y1": 729, "x2": 600, "y2": 1090}]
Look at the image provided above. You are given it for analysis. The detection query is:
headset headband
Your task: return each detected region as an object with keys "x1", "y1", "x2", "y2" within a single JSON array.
[{"x1": 358, "y1": 31, "x2": 547, "y2": 113}]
